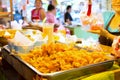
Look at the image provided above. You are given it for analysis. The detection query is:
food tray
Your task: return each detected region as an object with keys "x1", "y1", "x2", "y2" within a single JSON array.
[{"x1": 2, "y1": 46, "x2": 114, "y2": 80}]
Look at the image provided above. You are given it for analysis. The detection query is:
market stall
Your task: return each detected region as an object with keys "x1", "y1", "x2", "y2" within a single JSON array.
[
  {"x1": 0, "y1": 27, "x2": 119, "y2": 80},
  {"x1": 0, "y1": 0, "x2": 120, "y2": 80}
]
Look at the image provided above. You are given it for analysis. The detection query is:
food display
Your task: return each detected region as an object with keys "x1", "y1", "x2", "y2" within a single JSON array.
[
  {"x1": 0, "y1": 29, "x2": 17, "y2": 39},
  {"x1": 19, "y1": 42, "x2": 112, "y2": 73},
  {"x1": 0, "y1": 29, "x2": 18, "y2": 46},
  {"x1": 1, "y1": 0, "x2": 120, "y2": 80},
  {"x1": 0, "y1": 28, "x2": 116, "y2": 80}
]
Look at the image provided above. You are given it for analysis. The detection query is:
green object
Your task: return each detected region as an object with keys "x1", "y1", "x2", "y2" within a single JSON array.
[
  {"x1": 74, "y1": 27, "x2": 99, "y2": 40},
  {"x1": 72, "y1": 64, "x2": 120, "y2": 80},
  {"x1": 65, "y1": 26, "x2": 99, "y2": 40},
  {"x1": 82, "y1": 71, "x2": 114, "y2": 80},
  {"x1": 72, "y1": 74, "x2": 92, "y2": 80},
  {"x1": 110, "y1": 64, "x2": 120, "y2": 70}
]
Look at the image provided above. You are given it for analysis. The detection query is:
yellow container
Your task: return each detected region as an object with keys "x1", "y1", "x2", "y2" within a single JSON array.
[{"x1": 43, "y1": 23, "x2": 54, "y2": 44}]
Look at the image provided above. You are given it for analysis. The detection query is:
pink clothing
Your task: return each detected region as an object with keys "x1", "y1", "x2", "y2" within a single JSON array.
[
  {"x1": 46, "y1": 12, "x2": 70, "y2": 34},
  {"x1": 46, "y1": 12, "x2": 58, "y2": 24},
  {"x1": 31, "y1": 8, "x2": 42, "y2": 21}
]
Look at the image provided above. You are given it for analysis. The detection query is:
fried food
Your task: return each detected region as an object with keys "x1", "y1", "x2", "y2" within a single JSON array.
[{"x1": 19, "y1": 43, "x2": 111, "y2": 73}]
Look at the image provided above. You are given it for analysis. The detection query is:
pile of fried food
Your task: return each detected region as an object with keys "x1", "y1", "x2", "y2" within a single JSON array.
[{"x1": 19, "y1": 43, "x2": 111, "y2": 73}]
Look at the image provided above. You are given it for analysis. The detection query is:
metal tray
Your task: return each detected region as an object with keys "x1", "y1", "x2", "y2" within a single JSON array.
[{"x1": 1, "y1": 46, "x2": 114, "y2": 80}]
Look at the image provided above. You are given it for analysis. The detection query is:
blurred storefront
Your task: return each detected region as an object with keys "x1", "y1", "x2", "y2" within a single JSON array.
[{"x1": 0, "y1": 0, "x2": 112, "y2": 22}]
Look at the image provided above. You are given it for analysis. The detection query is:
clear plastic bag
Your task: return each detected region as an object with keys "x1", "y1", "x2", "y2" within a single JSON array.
[{"x1": 80, "y1": 13, "x2": 104, "y2": 31}]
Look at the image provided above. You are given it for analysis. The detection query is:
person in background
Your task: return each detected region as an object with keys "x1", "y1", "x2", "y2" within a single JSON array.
[
  {"x1": 46, "y1": 4, "x2": 60, "y2": 32},
  {"x1": 31, "y1": 0, "x2": 46, "y2": 22},
  {"x1": 46, "y1": 4, "x2": 59, "y2": 24},
  {"x1": 64, "y1": 5, "x2": 73, "y2": 25},
  {"x1": 46, "y1": 4, "x2": 70, "y2": 34},
  {"x1": 98, "y1": 0, "x2": 120, "y2": 46}
]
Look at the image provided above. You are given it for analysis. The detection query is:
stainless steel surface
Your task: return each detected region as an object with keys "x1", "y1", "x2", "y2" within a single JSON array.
[{"x1": 2, "y1": 46, "x2": 114, "y2": 80}]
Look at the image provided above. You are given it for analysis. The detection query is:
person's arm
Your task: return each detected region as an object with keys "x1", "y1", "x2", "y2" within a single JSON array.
[
  {"x1": 66, "y1": 19, "x2": 72, "y2": 24},
  {"x1": 40, "y1": 9, "x2": 46, "y2": 21},
  {"x1": 89, "y1": 28, "x2": 116, "y2": 40},
  {"x1": 100, "y1": 28, "x2": 116, "y2": 40}
]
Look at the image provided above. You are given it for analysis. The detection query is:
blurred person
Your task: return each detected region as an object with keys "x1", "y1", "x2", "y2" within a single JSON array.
[
  {"x1": 98, "y1": 0, "x2": 120, "y2": 46},
  {"x1": 64, "y1": 5, "x2": 73, "y2": 25},
  {"x1": 88, "y1": 0, "x2": 120, "y2": 46},
  {"x1": 46, "y1": 4, "x2": 61, "y2": 32},
  {"x1": 46, "y1": 4, "x2": 70, "y2": 34},
  {"x1": 31, "y1": 0, "x2": 46, "y2": 22},
  {"x1": 88, "y1": 0, "x2": 120, "y2": 57},
  {"x1": 46, "y1": 4, "x2": 57, "y2": 23},
  {"x1": 46, "y1": 4, "x2": 58, "y2": 24}
]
